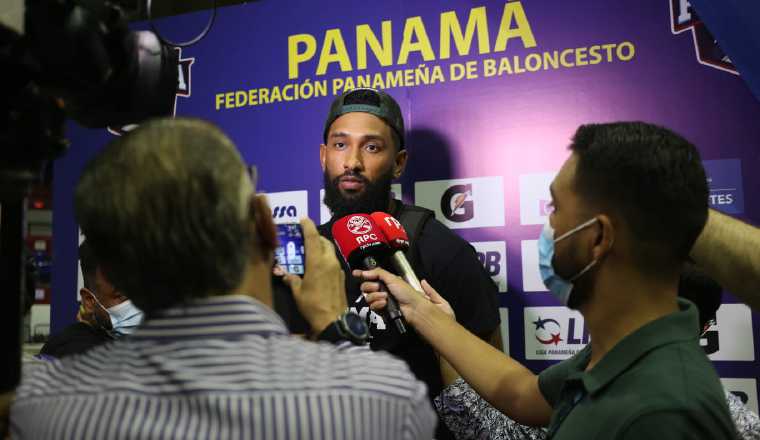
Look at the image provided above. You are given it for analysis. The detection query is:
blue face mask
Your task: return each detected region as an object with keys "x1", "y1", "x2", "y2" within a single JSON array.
[
  {"x1": 88, "y1": 292, "x2": 144, "y2": 337},
  {"x1": 538, "y1": 218, "x2": 600, "y2": 306},
  {"x1": 105, "y1": 300, "x2": 144, "y2": 336}
]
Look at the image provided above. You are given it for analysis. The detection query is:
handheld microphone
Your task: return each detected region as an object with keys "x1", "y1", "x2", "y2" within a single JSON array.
[
  {"x1": 332, "y1": 214, "x2": 407, "y2": 334},
  {"x1": 369, "y1": 212, "x2": 424, "y2": 294}
]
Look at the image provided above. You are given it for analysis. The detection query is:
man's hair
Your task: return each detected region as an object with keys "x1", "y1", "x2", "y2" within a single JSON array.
[
  {"x1": 74, "y1": 118, "x2": 253, "y2": 315},
  {"x1": 342, "y1": 89, "x2": 402, "y2": 151},
  {"x1": 569, "y1": 122, "x2": 708, "y2": 270},
  {"x1": 78, "y1": 240, "x2": 97, "y2": 291},
  {"x1": 678, "y1": 264, "x2": 722, "y2": 329}
]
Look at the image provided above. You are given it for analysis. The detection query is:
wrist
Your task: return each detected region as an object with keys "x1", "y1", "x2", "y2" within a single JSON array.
[
  {"x1": 409, "y1": 298, "x2": 443, "y2": 329},
  {"x1": 308, "y1": 314, "x2": 338, "y2": 336},
  {"x1": 316, "y1": 311, "x2": 369, "y2": 345}
]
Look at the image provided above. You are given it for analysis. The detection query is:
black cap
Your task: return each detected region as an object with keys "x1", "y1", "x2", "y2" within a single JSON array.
[{"x1": 323, "y1": 88, "x2": 405, "y2": 150}]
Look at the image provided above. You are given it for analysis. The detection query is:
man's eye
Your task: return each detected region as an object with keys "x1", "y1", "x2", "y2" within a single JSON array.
[
  {"x1": 365, "y1": 144, "x2": 379, "y2": 153},
  {"x1": 334, "y1": 142, "x2": 346, "y2": 149}
]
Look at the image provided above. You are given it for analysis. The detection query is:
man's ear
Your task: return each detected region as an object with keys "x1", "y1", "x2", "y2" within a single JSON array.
[
  {"x1": 319, "y1": 144, "x2": 327, "y2": 172},
  {"x1": 592, "y1": 214, "x2": 615, "y2": 261},
  {"x1": 393, "y1": 149, "x2": 408, "y2": 179},
  {"x1": 80, "y1": 288, "x2": 96, "y2": 313},
  {"x1": 250, "y1": 194, "x2": 278, "y2": 258}
]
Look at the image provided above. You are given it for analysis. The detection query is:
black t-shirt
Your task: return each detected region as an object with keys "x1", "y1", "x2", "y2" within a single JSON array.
[
  {"x1": 319, "y1": 201, "x2": 501, "y2": 440},
  {"x1": 40, "y1": 322, "x2": 112, "y2": 359}
]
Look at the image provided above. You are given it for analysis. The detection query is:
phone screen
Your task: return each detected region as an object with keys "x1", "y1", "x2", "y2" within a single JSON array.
[{"x1": 275, "y1": 223, "x2": 305, "y2": 275}]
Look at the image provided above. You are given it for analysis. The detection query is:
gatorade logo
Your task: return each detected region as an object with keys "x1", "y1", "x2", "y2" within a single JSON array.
[
  {"x1": 415, "y1": 177, "x2": 504, "y2": 229},
  {"x1": 441, "y1": 184, "x2": 474, "y2": 222}
]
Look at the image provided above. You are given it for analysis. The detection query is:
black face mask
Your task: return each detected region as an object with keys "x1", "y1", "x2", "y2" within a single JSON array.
[{"x1": 322, "y1": 166, "x2": 395, "y2": 219}]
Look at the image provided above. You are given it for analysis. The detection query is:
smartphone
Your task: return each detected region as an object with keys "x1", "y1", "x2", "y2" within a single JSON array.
[
  {"x1": 273, "y1": 223, "x2": 309, "y2": 333},
  {"x1": 275, "y1": 223, "x2": 305, "y2": 275}
]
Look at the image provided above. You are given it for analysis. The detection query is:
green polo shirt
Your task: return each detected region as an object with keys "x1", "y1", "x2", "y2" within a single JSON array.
[{"x1": 538, "y1": 299, "x2": 737, "y2": 439}]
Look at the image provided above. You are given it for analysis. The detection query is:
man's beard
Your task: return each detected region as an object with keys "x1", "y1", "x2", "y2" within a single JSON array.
[{"x1": 323, "y1": 167, "x2": 394, "y2": 220}]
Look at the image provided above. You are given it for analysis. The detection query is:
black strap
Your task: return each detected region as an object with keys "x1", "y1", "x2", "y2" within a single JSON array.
[{"x1": 395, "y1": 204, "x2": 434, "y2": 274}]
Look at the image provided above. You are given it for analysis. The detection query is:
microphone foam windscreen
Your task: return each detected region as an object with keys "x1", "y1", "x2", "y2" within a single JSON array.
[
  {"x1": 331, "y1": 214, "x2": 389, "y2": 267},
  {"x1": 370, "y1": 212, "x2": 410, "y2": 250}
]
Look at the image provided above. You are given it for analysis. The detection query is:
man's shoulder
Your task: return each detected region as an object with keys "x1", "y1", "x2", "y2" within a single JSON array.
[
  {"x1": 278, "y1": 336, "x2": 429, "y2": 398},
  {"x1": 399, "y1": 203, "x2": 469, "y2": 251},
  {"x1": 20, "y1": 334, "x2": 427, "y2": 403},
  {"x1": 40, "y1": 322, "x2": 111, "y2": 358}
]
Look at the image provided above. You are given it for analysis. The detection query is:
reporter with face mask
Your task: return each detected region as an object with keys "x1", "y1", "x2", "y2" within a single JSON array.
[
  {"x1": 39, "y1": 240, "x2": 144, "y2": 358},
  {"x1": 359, "y1": 122, "x2": 737, "y2": 440}
]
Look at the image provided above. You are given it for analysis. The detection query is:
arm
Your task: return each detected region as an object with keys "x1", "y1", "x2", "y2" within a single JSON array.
[
  {"x1": 359, "y1": 270, "x2": 553, "y2": 427},
  {"x1": 691, "y1": 209, "x2": 760, "y2": 310},
  {"x1": 436, "y1": 377, "x2": 548, "y2": 440},
  {"x1": 284, "y1": 218, "x2": 348, "y2": 336}
]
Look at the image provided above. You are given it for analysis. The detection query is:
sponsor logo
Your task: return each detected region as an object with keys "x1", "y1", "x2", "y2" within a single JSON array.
[
  {"x1": 262, "y1": 190, "x2": 308, "y2": 225},
  {"x1": 524, "y1": 307, "x2": 588, "y2": 360},
  {"x1": 721, "y1": 378, "x2": 759, "y2": 414},
  {"x1": 519, "y1": 172, "x2": 557, "y2": 225},
  {"x1": 441, "y1": 184, "x2": 474, "y2": 222},
  {"x1": 521, "y1": 240, "x2": 547, "y2": 292},
  {"x1": 272, "y1": 205, "x2": 297, "y2": 219},
  {"x1": 472, "y1": 241, "x2": 508, "y2": 292},
  {"x1": 670, "y1": 0, "x2": 738, "y2": 74},
  {"x1": 319, "y1": 184, "x2": 401, "y2": 224},
  {"x1": 415, "y1": 177, "x2": 505, "y2": 229},
  {"x1": 704, "y1": 303, "x2": 754, "y2": 361},
  {"x1": 108, "y1": 48, "x2": 195, "y2": 135},
  {"x1": 704, "y1": 159, "x2": 744, "y2": 215}
]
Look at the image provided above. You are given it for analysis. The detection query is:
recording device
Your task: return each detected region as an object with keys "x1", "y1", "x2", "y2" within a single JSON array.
[
  {"x1": 275, "y1": 223, "x2": 305, "y2": 275},
  {"x1": 369, "y1": 212, "x2": 424, "y2": 294},
  {"x1": 1, "y1": 0, "x2": 184, "y2": 394},
  {"x1": 331, "y1": 214, "x2": 407, "y2": 334},
  {"x1": 271, "y1": 223, "x2": 309, "y2": 334}
]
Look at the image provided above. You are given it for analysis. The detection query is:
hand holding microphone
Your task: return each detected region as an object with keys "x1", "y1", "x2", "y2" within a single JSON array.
[
  {"x1": 331, "y1": 214, "x2": 407, "y2": 334},
  {"x1": 355, "y1": 268, "x2": 456, "y2": 327}
]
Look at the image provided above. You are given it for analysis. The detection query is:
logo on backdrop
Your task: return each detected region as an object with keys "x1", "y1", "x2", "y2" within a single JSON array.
[
  {"x1": 670, "y1": 0, "x2": 738, "y2": 74},
  {"x1": 703, "y1": 159, "x2": 744, "y2": 215},
  {"x1": 524, "y1": 307, "x2": 589, "y2": 360},
  {"x1": 108, "y1": 48, "x2": 195, "y2": 135},
  {"x1": 703, "y1": 303, "x2": 755, "y2": 361},
  {"x1": 441, "y1": 184, "x2": 474, "y2": 222},
  {"x1": 415, "y1": 177, "x2": 505, "y2": 229},
  {"x1": 519, "y1": 172, "x2": 557, "y2": 225},
  {"x1": 262, "y1": 190, "x2": 308, "y2": 224},
  {"x1": 319, "y1": 184, "x2": 401, "y2": 224},
  {"x1": 533, "y1": 317, "x2": 563, "y2": 345},
  {"x1": 472, "y1": 241, "x2": 508, "y2": 292}
]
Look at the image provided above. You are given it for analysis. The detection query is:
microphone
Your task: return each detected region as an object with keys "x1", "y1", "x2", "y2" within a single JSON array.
[
  {"x1": 369, "y1": 212, "x2": 424, "y2": 294},
  {"x1": 332, "y1": 214, "x2": 407, "y2": 334}
]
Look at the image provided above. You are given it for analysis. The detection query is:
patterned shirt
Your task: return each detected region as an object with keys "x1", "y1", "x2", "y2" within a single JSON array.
[
  {"x1": 12, "y1": 295, "x2": 436, "y2": 439},
  {"x1": 436, "y1": 379, "x2": 759, "y2": 440}
]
